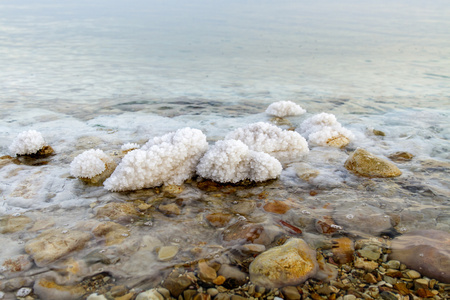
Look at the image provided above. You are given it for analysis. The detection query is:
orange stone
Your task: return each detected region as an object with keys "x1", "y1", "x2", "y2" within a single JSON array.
[{"x1": 263, "y1": 200, "x2": 291, "y2": 214}]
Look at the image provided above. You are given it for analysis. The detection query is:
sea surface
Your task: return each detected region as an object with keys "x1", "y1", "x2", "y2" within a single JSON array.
[{"x1": 0, "y1": 0, "x2": 449, "y2": 296}]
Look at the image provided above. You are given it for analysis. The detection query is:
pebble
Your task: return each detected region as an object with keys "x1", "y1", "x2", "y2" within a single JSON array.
[
  {"x1": 162, "y1": 271, "x2": 192, "y2": 297},
  {"x1": 198, "y1": 260, "x2": 217, "y2": 282},
  {"x1": 16, "y1": 287, "x2": 32, "y2": 297},
  {"x1": 135, "y1": 289, "x2": 164, "y2": 300},
  {"x1": 33, "y1": 278, "x2": 86, "y2": 300},
  {"x1": 414, "y1": 278, "x2": 429, "y2": 290},
  {"x1": 157, "y1": 245, "x2": 179, "y2": 261},
  {"x1": 405, "y1": 270, "x2": 421, "y2": 279},
  {"x1": 384, "y1": 260, "x2": 401, "y2": 270},
  {"x1": 207, "y1": 288, "x2": 219, "y2": 297},
  {"x1": 263, "y1": 200, "x2": 291, "y2": 214},
  {"x1": 159, "y1": 203, "x2": 181, "y2": 216},
  {"x1": 358, "y1": 247, "x2": 381, "y2": 261},
  {"x1": 343, "y1": 295, "x2": 356, "y2": 300},
  {"x1": 86, "y1": 293, "x2": 108, "y2": 300},
  {"x1": 354, "y1": 258, "x2": 378, "y2": 272},
  {"x1": 213, "y1": 275, "x2": 226, "y2": 285},
  {"x1": 281, "y1": 286, "x2": 301, "y2": 300},
  {"x1": 215, "y1": 294, "x2": 230, "y2": 300},
  {"x1": 249, "y1": 238, "x2": 318, "y2": 288}
]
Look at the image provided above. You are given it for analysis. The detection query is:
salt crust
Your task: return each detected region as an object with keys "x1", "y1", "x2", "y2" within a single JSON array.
[
  {"x1": 196, "y1": 139, "x2": 282, "y2": 183},
  {"x1": 70, "y1": 149, "x2": 113, "y2": 179},
  {"x1": 121, "y1": 143, "x2": 140, "y2": 151},
  {"x1": 9, "y1": 130, "x2": 46, "y2": 155},
  {"x1": 299, "y1": 113, "x2": 354, "y2": 146},
  {"x1": 265, "y1": 100, "x2": 306, "y2": 117},
  {"x1": 225, "y1": 122, "x2": 309, "y2": 160},
  {"x1": 104, "y1": 127, "x2": 208, "y2": 191}
]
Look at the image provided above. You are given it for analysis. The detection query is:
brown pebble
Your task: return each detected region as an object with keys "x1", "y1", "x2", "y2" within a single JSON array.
[
  {"x1": 309, "y1": 190, "x2": 318, "y2": 196},
  {"x1": 416, "y1": 288, "x2": 435, "y2": 298},
  {"x1": 332, "y1": 237, "x2": 354, "y2": 265},
  {"x1": 310, "y1": 292, "x2": 322, "y2": 300},
  {"x1": 363, "y1": 273, "x2": 378, "y2": 284},
  {"x1": 393, "y1": 282, "x2": 410, "y2": 296},
  {"x1": 385, "y1": 271, "x2": 403, "y2": 278},
  {"x1": 213, "y1": 275, "x2": 226, "y2": 285},
  {"x1": 263, "y1": 200, "x2": 291, "y2": 214},
  {"x1": 115, "y1": 292, "x2": 135, "y2": 300}
]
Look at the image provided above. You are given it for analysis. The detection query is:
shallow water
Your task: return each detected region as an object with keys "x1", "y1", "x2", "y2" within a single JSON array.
[{"x1": 0, "y1": 0, "x2": 449, "y2": 297}]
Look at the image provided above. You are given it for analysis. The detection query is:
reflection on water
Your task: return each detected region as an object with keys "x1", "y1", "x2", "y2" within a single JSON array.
[{"x1": 0, "y1": 0, "x2": 449, "y2": 298}]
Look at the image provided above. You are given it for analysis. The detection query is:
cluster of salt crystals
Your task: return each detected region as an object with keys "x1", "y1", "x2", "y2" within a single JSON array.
[
  {"x1": 265, "y1": 100, "x2": 306, "y2": 117},
  {"x1": 298, "y1": 112, "x2": 354, "y2": 147},
  {"x1": 9, "y1": 130, "x2": 46, "y2": 156},
  {"x1": 103, "y1": 127, "x2": 208, "y2": 191},
  {"x1": 120, "y1": 143, "x2": 139, "y2": 152},
  {"x1": 196, "y1": 139, "x2": 282, "y2": 183},
  {"x1": 225, "y1": 122, "x2": 309, "y2": 161},
  {"x1": 70, "y1": 149, "x2": 113, "y2": 179}
]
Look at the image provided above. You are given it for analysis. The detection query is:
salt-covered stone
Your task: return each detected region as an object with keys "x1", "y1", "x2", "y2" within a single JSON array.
[
  {"x1": 265, "y1": 101, "x2": 306, "y2": 117},
  {"x1": 225, "y1": 122, "x2": 309, "y2": 161},
  {"x1": 299, "y1": 113, "x2": 354, "y2": 148},
  {"x1": 249, "y1": 238, "x2": 318, "y2": 288},
  {"x1": 9, "y1": 130, "x2": 47, "y2": 156},
  {"x1": 70, "y1": 149, "x2": 116, "y2": 184},
  {"x1": 344, "y1": 148, "x2": 402, "y2": 177},
  {"x1": 389, "y1": 230, "x2": 450, "y2": 283},
  {"x1": 25, "y1": 228, "x2": 92, "y2": 267},
  {"x1": 197, "y1": 139, "x2": 282, "y2": 183},
  {"x1": 104, "y1": 127, "x2": 208, "y2": 191}
]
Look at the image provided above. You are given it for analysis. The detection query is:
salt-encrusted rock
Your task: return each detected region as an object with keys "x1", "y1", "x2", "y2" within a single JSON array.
[
  {"x1": 121, "y1": 142, "x2": 140, "y2": 153},
  {"x1": 344, "y1": 148, "x2": 402, "y2": 177},
  {"x1": 70, "y1": 149, "x2": 117, "y2": 184},
  {"x1": 225, "y1": 122, "x2": 309, "y2": 161},
  {"x1": 299, "y1": 113, "x2": 354, "y2": 148},
  {"x1": 9, "y1": 130, "x2": 47, "y2": 156},
  {"x1": 389, "y1": 230, "x2": 450, "y2": 283},
  {"x1": 104, "y1": 127, "x2": 208, "y2": 191},
  {"x1": 249, "y1": 238, "x2": 318, "y2": 288},
  {"x1": 25, "y1": 228, "x2": 92, "y2": 267},
  {"x1": 197, "y1": 139, "x2": 282, "y2": 183},
  {"x1": 34, "y1": 278, "x2": 86, "y2": 300},
  {"x1": 265, "y1": 101, "x2": 306, "y2": 117}
]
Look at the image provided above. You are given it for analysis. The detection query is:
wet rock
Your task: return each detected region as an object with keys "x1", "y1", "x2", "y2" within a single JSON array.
[
  {"x1": 389, "y1": 230, "x2": 450, "y2": 283},
  {"x1": 281, "y1": 286, "x2": 301, "y2": 300},
  {"x1": 135, "y1": 289, "x2": 164, "y2": 300},
  {"x1": 344, "y1": 148, "x2": 402, "y2": 177},
  {"x1": 293, "y1": 163, "x2": 320, "y2": 182},
  {"x1": 0, "y1": 214, "x2": 32, "y2": 233},
  {"x1": 157, "y1": 246, "x2": 179, "y2": 261},
  {"x1": 354, "y1": 257, "x2": 378, "y2": 272},
  {"x1": 333, "y1": 203, "x2": 393, "y2": 236},
  {"x1": 159, "y1": 203, "x2": 181, "y2": 216},
  {"x1": 373, "y1": 129, "x2": 386, "y2": 136},
  {"x1": 25, "y1": 228, "x2": 91, "y2": 267},
  {"x1": 214, "y1": 293, "x2": 230, "y2": 300},
  {"x1": 213, "y1": 275, "x2": 226, "y2": 285},
  {"x1": 239, "y1": 243, "x2": 266, "y2": 254},
  {"x1": 230, "y1": 200, "x2": 257, "y2": 215},
  {"x1": 33, "y1": 278, "x2": 86, "y2": 300},
  {"x1": 198, "y1": 259, "x2": 217, "y2": 282},
  {"x1": 162, "y1": 271, "x2": 193, "y2": 297},
  {"x1": 93, "y1": 221, "x2": 129, "y2": 246},
  {"x1": 95, "y1": 202, "x2": 141, "y2": 223},
  {"x1": 315, "y1": 216, "x2": 340, "y2": 235},
  {"x1": 0, "y1": 277, "x2": 34, "y2": 292},
  {"x1": 16, "y1": 287, "x2": 32, "y2": 297},
  {"x1": 314, "y1": 253, "x2": 338, "y2": 282},
  {"x1": 263, "y1": 200, "x2": 291, "y2": 214},
  {"x1": 206, "y1": 213, "x2": 232, "y2": 227},
  {"x1": 249, "y1": 238, "x2": 318, "y2": 288},
  {"x1": 404, "y1": 270, "x2": 421, "y2": 280},
  {"x1": 222, "y1": 221, "x2": 269, "y2": 245},
  {"x1": 327, "y1": 133, "x2": 351, "y2": 148},
  {"x1": 358, "y1": 246, "x2": 381, "y2": 261},
  {"x1": 331, "y1": 237, "x2": 354, "y2": 265},
  {"x1": 218, "y1": 265, "x2": 247, "y2": 285},
  {"x1": 0, "y1": 254, "x2": 33, "y2": 275},
  {"x1": 388, "y1": 151, "x2": 414, "y2": 162}
]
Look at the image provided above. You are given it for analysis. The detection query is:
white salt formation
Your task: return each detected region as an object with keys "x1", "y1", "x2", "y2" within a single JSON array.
[
  {"x1": 299, "y1": 113, "x2": 354, "y2": 147},
  {"x1": 70, "y1": 149, "x2": 114, "y2": 179},
  {"x1": 225, "y1": 122, "x2": 309, "y2": 161},
  {"x1": 265, "y1": 100, "x2": 306, "y2": 117},
  {"x1": 9, "y1": 130, "x2": 46, "y2": 156},
  {"x1": 196, "y1": 139, "x2": 282, "y2": 183},
  {"x1": 121, "y1": 143, "x2": 140, "y2": 152},
  {"x1": 104, "y1": 127, "x2": 208, "y2": 191}
]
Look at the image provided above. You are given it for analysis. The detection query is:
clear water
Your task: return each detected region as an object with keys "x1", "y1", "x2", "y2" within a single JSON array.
[{"x1": 0, "y1": 0, "x2": 449, "y2": 294}]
